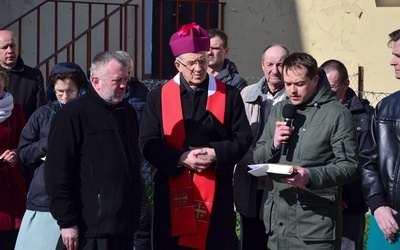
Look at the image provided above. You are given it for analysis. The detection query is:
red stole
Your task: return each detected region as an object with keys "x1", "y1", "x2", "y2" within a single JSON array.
[{"x1": 161, "y1": 74, "x2": 226, "y2": 249}]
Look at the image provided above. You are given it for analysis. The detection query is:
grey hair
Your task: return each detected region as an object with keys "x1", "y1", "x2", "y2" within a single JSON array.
[
  {"x1": 176, "y1": 54, "x2": 184, "y2": 61},
  {"x1": 115, "y1": 50, "x2": 133, "y2": 67},
  {"x1": 89, "y1": 51, "x2": 128, "y2": 79},
  {"x1": 261, "y1": 44, "x2": 290, "y2": 62},
  {"x1": 175, "y1": 51, "x2": 207, "y2": 61}
]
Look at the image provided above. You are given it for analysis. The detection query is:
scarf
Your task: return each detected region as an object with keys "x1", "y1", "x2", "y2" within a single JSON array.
[{"x1": 0, "y1": 92, "x2": 14, "y2": 123}]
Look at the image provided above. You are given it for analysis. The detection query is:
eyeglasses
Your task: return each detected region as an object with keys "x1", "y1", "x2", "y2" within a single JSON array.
[
  {"x1": 176, "y1": 59, "x2": 207, "y2": 70},
  {"x1": 54, "y1": 89, "x2": 78, "y2": 96},
  {"x1": 330, "y1": 83, "x2": 341, "y2": 89}
]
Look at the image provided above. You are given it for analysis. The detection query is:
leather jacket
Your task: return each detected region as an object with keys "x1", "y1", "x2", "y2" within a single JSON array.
[{"x1": 361, "y1": 90, "x2": 400, "y2": 217}]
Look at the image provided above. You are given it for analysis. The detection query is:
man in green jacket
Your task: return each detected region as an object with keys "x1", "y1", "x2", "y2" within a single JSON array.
[{"x1": 254, "y1": 52, "x2": 359, "y2": 249}]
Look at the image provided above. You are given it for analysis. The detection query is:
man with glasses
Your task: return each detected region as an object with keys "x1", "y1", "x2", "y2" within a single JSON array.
[
  {"x1": 139, "y1": 22, "x2": 252, "y2": 250},
  {"x1": 321, "y1": 59, "x2": 373, "y2": 250},
  {"x1": 207, "y1": 29, "x2": 247, "y2": 90}
]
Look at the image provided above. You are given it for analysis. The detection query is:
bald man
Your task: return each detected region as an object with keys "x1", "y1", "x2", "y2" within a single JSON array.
[{"x1": 0, "y1": 30, "x2": 45, "y2": 120}]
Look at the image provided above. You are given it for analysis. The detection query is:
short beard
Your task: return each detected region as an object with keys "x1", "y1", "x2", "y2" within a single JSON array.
[{"x1": 98, "y1": 90, "x2": 122, "y2": 105}]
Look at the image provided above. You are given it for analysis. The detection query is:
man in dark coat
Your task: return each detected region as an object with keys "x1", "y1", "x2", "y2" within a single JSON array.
[
  {"x1": 45, "y1": 51, "x2": 142, "y2": 250},
  {"x1": 139, "y1": 22, "x2": 252, "y2": 250},
  {"x1": 117, "y1": 50, "x2": 152, "y2": 250},
  {"x1": 207, "y1": 28, "x2": 247, "y2": 91},
  {"x1": 0, "y1": 30, "x2": 46, "y2": 121},
  {"x1": 361, "y1": 28, "x2": 400, "y2": 248},
  {"x1": 321, "y1": 59, "x2": 373, "y2": 250}
]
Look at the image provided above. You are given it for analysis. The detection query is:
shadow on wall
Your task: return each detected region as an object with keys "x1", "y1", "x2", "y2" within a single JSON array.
[{"x1": 375, "y1": 0, "x2": 400, "y2": 7}]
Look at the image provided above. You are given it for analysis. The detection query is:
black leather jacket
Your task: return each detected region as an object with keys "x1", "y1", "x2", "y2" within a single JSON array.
[{"x1": 361, "y1": 91, "x2": 400, "y2": 220}]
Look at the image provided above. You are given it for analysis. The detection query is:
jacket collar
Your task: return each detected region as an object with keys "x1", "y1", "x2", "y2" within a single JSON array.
[
  {"x1": 344, "y1": 87, "x2": 369, "y2": 113},
  {"x1": 2, "y1": 56, "x2": 25, "y2": 72},
  {"x1": 214, "y1": 58, "x2": 237, "y2": 82},
  {"x1": 242, "y1": 76, "x2": 285, "y2": 103},
  {"x1": 86, "y1": 82, "x2": 125, "y2": 111}
]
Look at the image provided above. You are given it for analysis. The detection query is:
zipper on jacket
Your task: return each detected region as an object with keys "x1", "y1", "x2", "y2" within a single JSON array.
[
  {"x1": 97, "y1": 189, "x2": 102, "y2": 221},
  {"x1": 297, "y1": 124, "x2": 307, "y2": 160}
]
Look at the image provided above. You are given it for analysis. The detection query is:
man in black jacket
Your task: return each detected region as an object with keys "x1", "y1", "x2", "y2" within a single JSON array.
[
  {"x1": 45, "y1": 51, "x2": 142, "y2": 250},
  {"x1": 361, "y1": 28, "x2": 400, "y2": 247},
  {"x1": 117, "y1": 50, "x2": 152, "y2": 250},
  {"x1": 207, "y1": 29, "x2": 247, "y2": 90},
  {"x1": 0, "y1": 30, "x2": 45, "y2": 120},
  {"x1": 321, "y1": 59, "x2": 373, "y2": 250}
]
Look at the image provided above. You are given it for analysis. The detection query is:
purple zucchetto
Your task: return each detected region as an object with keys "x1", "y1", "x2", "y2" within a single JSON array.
[{"x1": 169, "y1": 22, "x2": 210, "y2": 57}]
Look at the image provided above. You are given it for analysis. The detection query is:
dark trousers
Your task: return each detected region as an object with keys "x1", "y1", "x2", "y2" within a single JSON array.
[
  {"x1": 0, "y1": 229, "x2": 19, "y2": 250},
  {"x1": 341, "y1": 213, "x2": 365, "y2": 250},
  {"x1": 133, "y1": 190, "x2": 152, "y2": 250},
  {"x1": 240, "y1": 190, "x2": 268, "y2": 250},
  {"x1": 56, "y1": 236, "x2": 133, "y2": 250}
]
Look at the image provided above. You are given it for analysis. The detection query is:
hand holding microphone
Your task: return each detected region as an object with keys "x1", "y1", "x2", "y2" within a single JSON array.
[{"x1": 273, "y1": 104, "x2": 296, "y2": 155}]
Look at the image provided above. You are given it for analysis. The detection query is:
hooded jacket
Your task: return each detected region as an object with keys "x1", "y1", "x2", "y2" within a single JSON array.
[
  {"x1": 18, "y1": 62, "x2": 88, "y2": 212},
  {"x1": 254, "y1": 69, "x2": 359, "y2": 249},
  {"x1": 215, "y1": 59, "x2": 247, "y2": 91},
  {"x1": 341, "y1": 87, "x2": 373, "y2": 214}
]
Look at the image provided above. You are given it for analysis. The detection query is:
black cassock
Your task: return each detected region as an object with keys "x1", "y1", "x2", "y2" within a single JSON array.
[{"x1": 139, "y1": 74, "x2": 252, "y2": 250}]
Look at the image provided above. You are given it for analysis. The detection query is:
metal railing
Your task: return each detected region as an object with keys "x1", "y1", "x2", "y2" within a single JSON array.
[
  {"x1": 155, "y1": 0, "x2": 226, "y2": 79},
  {"x1": 2, "y1": 0, "x2": 144, "y2": 81}
]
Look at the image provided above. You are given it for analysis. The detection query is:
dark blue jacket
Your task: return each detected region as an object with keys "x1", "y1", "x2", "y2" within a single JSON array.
[
  {"x1": 215, "y1": 59, "x2": 247, "y2": 91},
  {"x1": 18, "y1": 62, "x2": 88, "y2": 211},
  {"x1": 342, "y1": 87, "x2": 373, "y2": 214},
  {"x1": 124, "y1": 77, "x2": 149, "y2": 124}
]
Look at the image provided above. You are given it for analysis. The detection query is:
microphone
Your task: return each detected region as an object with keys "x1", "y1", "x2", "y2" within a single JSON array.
[{"x1": 281, "y1": 104, "x2": 297, "y2": 155}]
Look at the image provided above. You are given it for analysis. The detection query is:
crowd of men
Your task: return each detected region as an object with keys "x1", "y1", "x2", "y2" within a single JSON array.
[{"x1": 1, "y1": 23, "x2": 400, "y2": 250}]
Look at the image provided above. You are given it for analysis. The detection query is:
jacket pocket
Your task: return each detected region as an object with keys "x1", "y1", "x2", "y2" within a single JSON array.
[
  {"x1": 263, "y1": 191, "x2": 275, "y2": 235},
  {"x1": 355, "y1": 117, "x2": 370, "y2": 133},
  {"x1": 296, "y1": 193, "x2": 337, "y2": 241}
]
